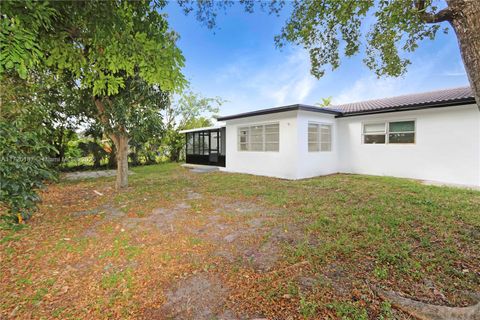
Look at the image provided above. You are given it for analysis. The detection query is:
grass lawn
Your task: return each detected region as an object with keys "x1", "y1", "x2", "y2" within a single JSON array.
[{"x1": 1, "y1": 163, "x2": 479, "y2": 319}]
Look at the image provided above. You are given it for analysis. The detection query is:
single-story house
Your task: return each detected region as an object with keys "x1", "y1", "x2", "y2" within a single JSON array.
[{"x1": 180, "y1": 86, "x2": 479, "y2": 187}]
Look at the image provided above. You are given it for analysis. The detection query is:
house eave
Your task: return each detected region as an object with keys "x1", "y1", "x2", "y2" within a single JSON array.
[
  {"x1": 216, "y1": 104, "x2": 342, "y2": 121},
  {"x1": 335, "y1": 97, "x2": 477, "y2": 118}
]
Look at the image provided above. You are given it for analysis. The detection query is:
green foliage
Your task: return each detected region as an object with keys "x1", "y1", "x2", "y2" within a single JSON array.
[
  {"x1": 77, "y1": 140, "x2": 108, "y2": 168},
  {"x1": 96, "y1": 76, "x2": 169, "y2": 135},
  {"x1": 277, "y1": 0, "x2": 442, "y2": 78},
  {"x1": 1, "y1": 0, "x2": 186, "y2": 95},
  {"x1": 373, "y1": 265, "x2": 389, "y2": 280},
  {"x1": 0, "y1": 122, "x2": 56, "y2": 223},
  {"x1": 0, "y1": 1, "x2": 56, "y2": 78},
  {"x1": 0, "y1": 75, "x2": 57, "y2": 223},
  {"x1": 0, "y1": 69, "x2": 95, "y2": 222},
  {"x1": 96, "y1": 76, "x2": 169, "y2": 165},
  {"x1": 39, "y1": 74, "x2": 91, "y2": 164},
  {"x1": 165, "y1": 91, "x2": 224, "y2": 128},
  {"x1": 315, "y1": 96, "x2": 333, "y2": 107},
  {"x1": 162, "y1": 91, "x2": 224, "y2": 161},
  {"x1": 378, "y1": 301, "x2": 394, "y2": 320}
]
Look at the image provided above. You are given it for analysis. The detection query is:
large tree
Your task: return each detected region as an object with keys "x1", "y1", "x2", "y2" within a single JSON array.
[
  {"x1": 1, "y1": 0, "x2": 185, "y2": 189},
  {"x1": 179, "y1": 0, "x2": 480, "y2": 105},
  {"x1": 95, "y1": 76, "x2": 169, "y2": 186}
]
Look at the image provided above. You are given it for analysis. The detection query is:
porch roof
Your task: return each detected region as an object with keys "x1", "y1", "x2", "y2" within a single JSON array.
[{"x1": 179, "y1": 125, "x2": 225, "y2": 134}]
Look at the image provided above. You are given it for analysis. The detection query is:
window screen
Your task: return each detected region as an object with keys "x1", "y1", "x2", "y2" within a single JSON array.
[
  {"x1": 308, "y1": 123, "x2": 332, "y2": 152},
  {"x1": 238, "y1": 123, "x2": 279, "y2": 152},
  {"x1": 186, "y1": 133, "x2": 193, "y2": 154}
]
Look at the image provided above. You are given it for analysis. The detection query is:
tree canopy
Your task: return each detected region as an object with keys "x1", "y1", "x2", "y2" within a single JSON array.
[
  {"x1": 1, "y1": 0, "x2": 186, "y2": 95},
  {"x1": 179, "y1": 0, "x2": 480, "y2": 104}
]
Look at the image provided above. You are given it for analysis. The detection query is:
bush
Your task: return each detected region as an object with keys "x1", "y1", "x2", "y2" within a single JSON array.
[{"x1": 0, "y1": 122, "x2": 56, "y2": 224}]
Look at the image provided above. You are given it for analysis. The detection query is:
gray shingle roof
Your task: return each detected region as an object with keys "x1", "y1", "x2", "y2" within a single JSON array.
[{"x1": 335, "y1": 86, "x2": 474, "y2": 114}]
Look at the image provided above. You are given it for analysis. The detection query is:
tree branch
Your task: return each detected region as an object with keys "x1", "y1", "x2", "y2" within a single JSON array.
[
  {"x1": 414, "y1": 0, "x2": 453, "y2": 23},
  {"x1": 94, "y1": 97, "x2": 110, "y2": 127}
]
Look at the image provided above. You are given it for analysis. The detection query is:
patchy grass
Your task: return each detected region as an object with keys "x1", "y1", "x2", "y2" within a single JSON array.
[{"x1": 1, "y1": 163, "x2": 479, "y2": 319}]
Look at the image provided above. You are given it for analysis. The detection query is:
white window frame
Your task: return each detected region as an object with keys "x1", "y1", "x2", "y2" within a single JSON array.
[
  {"x1": 361, "y1": 119, "x2": 416, "y2": 144},
  {"x1": 362, "y1": 121, "x2": 387, "y2": 144},
  {"x1": 388, "y1": 120, "x2": 416, "y2": 144},
  {"x1": 308, "y1": 122, "x2": 333, "y2": 152},
  {"x1": 237, "y1": 122, "x2": 279, "y2": 152}
]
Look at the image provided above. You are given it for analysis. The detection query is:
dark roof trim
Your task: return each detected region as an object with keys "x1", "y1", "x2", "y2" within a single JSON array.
[
  {"x1": 216, "y1": 104, "x2": 341, "y2": 121},
  {"x1": 217, "y1": 97, "x2": 476, "y2": 121},
  {"x1": 335, "y1": 97, "x2": 476, "y2": 118}
]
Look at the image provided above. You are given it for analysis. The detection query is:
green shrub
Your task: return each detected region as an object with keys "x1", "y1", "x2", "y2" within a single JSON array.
[{"x1": 0, "y1": 122, "x2": 56, "y2": 224}]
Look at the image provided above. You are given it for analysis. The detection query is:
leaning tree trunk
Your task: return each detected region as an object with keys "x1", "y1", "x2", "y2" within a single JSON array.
[
  {"x1": 447, "y1": 0, "x2": 480, "y2": 107},
  {"x1": 109, "y1": 132, "x2": 129, "y2": 190}
]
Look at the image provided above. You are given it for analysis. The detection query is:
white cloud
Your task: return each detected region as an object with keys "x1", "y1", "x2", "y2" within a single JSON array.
[
  {"x1": 443, "y1": 71, "x2": 466, "y2": 76},
  {"x1": 332, "y1": 44, "x2": 467, "y2": 105},
  {"x1": 333, "y1": 75, "x2": 414, "y2": 105},
  {"x1": 245, "y1": 49, "x2": 318, "y2": 105},
  {"x1": 441, "y1": 60, "x2": 466, "y2": 77},
  {"x1": 201, "y1": 35, "x2": 468, "y2": 114},
  {"x1": 213, "y1": 48, "x2": 320, "y2": 112}
]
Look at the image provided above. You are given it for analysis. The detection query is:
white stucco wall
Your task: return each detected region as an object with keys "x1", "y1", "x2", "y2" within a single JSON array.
[
  {"x1": 296, "y1": 110, "x2": 339, "y2": 179},
  {"x1": 337, "y1": 104, "x2": 480, "y2": 186},
  {"x1": 224, "y1": 111, "x2": 300, "y2": 179},
  {"x1": 221, "y1": 104, "x2": 479, "y2": 186}
]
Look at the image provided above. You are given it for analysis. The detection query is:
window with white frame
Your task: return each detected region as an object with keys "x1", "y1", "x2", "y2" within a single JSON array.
[
  {"x1": 363, "y1": 122, "x2": 386, "y2": 144},
  {"x1": 308, "y1": 123, "x2": 332, "y2": 152},
  {"x1": 363, "y1": 120, "x2": 415, "y2": 144},
  {"x1": 388, "y1": 121, "x2": 415, "y2": 143},
  {"x1": 238, "y1": 123, "x2": 279, "y2": 152}
]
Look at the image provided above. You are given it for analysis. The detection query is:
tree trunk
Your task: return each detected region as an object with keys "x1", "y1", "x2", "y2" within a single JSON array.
[
  {"x1": 170, "y1": 148, "x2": 180, "y2": 162},
  {"x1": 447, "y1": 0, "x2": 480, "y2": 107},
  {"x1": 108, "y1": 145, "x2": 117, "y2": 169},
  {"x1": 57, "y1": 127, "x2": 65, "y2": 164},
  {"x1": 94, "y1": 98, "x2": 130, "y2": 189},
  {"x1": 374, "y1": 287, "x2": 480, "y2": 320},
  {"x1": 92, "y1": 142, "x2": 102, "y2": 168},
  {"x1": 109, "y1": 132, "x2": 129, "y2": 190}
]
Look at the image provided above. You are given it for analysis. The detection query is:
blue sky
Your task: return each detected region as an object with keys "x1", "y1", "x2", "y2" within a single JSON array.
[{"x1": 163, "y1": 2, "x2": 469, "y2": 117}]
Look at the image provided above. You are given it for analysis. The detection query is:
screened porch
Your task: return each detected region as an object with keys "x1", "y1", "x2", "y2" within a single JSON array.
[{"x1": 184, "y1": 127, "x2": 226, "y2": 167}]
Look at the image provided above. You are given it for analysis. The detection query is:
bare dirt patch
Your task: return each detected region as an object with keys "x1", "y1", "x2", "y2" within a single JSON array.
[
  {"x1": 149, "y1": 273, "x2": 232, "y2": 320},
  {"x1": 68, "y1": 189, "x2": 296, "y2": 316},
  {"x1": 78, "y1": 204, "x2": 126, "y2": 237},
  {"x1": 122, "y1": 202, "x2": 192, "y2": 233}
]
